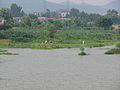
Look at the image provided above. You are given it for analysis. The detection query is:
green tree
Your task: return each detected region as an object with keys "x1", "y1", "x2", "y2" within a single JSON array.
[
  {"x1": 0, "y1": 8, "x2": 11, "y2": 20},
  {"x1": 70, "y1": 8, "x2": 79, "y2": 17},
  {"x1": 10, "y1": 3, "x2": 24, "y2": 17},
  {"x1": 22, "y1": 16, "x2": 31, "y2": 27},
  {"x1": 106, "y1": 9, "x2": 120, "y2": 24},
  {"x1": 96, "y1": 16, "x2": 113, "y2": 29},
  {"x1": 106, "y1": 9, "x2": 118, "y2": 17},
  {"x1": 73, "y1": 17, "x2": 87, "y2": 27},
  {"x1": 47, "y1": 24, "x2": 57, "y2": 38}
]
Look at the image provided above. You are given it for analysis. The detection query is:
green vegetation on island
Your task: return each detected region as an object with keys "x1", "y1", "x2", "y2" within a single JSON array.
[
  {"x1": 78, "y1": 47, "x2": 87, "y2": 56},
  {"x1": 0, "y1": 49, "x2": 18, "y2": 55},
  {"x1": 105, "y1": 42, "x2": 120, "y2": 55}
]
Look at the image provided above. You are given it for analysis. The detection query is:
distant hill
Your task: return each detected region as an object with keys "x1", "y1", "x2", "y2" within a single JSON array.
[
  {"x1": 0, "y1": 0, "x2": 119, "y2": 13},
  {"x1": 0, "y1": 0, "x2": 65, "y2": 12},
  {"x1": 104, "y1": 0, "x2": 120, "y2": 13},
  {"x1": 60, "y1": 1, "x2": 107, "y2": 13}
]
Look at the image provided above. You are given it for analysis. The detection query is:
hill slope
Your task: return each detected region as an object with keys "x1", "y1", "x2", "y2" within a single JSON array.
[
  {"x1": 104, "y1": 0, "x2": 120, "y2": 12},
  {"x1": 0, "y1": 0, "x2": 65, "y2": 12}
]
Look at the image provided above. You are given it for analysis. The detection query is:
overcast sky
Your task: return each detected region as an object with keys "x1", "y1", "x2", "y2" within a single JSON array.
[{"x1": 48, "y1": 0, "x2": 114, "y2": 5}]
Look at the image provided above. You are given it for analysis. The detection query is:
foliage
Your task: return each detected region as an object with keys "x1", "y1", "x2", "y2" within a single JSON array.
[
  {"x1": 70, "y1": 8, "x2": 80, "y2": 17},
  {"x1": 22, "y1": 16, "x2": 32, "y2": 27},
  {"x1": 106, "y1": 9, "x2": 120, "y2": 24},
  {"x1": 47, "y1": 24, "x2": 57, "y2": 38},
  {"x1": 96, "y1": 16, "x2": 113, "y2": 29},
  {"x1": 116, "y1": 42, "x2": 120, "y2": 49},
  {"x1": 105, "y1": 42, "x2": 120, "y2": 55},
  {"x1": 0, "y1": 8, "x2": 11, "y2": 20},
  {"x1": 105, "y1": 48, "x2": 120, "y2": 55},
  {"x1": 78, "y1": 51, "x2": 87, "y2": 56},
  {"x1": 0, "y1": 28, "x2": 47, "y2": 42},
  {"x1": 106, "y1": 9, "x2": 118, "y2": 17}
]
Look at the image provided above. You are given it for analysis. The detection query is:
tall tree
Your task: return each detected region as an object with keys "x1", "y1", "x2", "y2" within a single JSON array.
[
  {"x1": 0, "y1": 8, "x2": 11, "y2": 20},
  {"x1": 22, "y1": 16, "x2": 31, "y2": 27},
  {"x1": 10, "y1": 3, "x2": 24, "y2": 17},
  {"x1": 106, "y1": 9, "x2": 118, "y2": 17},
  {"x1": 70, "y1": 8, "x2": 79, "y2": 17},
  {"x1": 96, "y1": 16, "x2": 113, "y2": 29}
]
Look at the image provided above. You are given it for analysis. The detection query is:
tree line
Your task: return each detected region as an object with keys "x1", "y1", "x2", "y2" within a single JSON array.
[{"x1": 0, "y1": 3, "x2": 120, "y2": 30}]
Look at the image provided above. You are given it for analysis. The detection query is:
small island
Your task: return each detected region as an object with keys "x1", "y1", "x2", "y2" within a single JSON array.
[
  {"x1": 105, "y1": 42, "x2": 120, "y2": 55},
  {"x1": 0, "y1": 49, "x2": 18, "y2": 55}
]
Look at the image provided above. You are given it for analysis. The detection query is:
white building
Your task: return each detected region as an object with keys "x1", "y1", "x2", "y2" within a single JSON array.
[
  {"x1": 0, "y1": 18, "x2": 5, "y2": 25},
  {"x1": 13, "y1": 17, "x2": 22, "y2": 22},
  {"x1": 57, "y1": 9, "x2": 70, "y2": 17}
]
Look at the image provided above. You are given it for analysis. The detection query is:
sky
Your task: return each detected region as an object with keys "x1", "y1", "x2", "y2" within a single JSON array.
[{"x1": 47, "y1": 0, "x2": 114, "y2": 6}]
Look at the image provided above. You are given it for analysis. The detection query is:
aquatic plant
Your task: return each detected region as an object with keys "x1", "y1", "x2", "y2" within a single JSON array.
[
  {"x1": 0, "y1": 49, "x2": 18, "y2": 55},
  {"x1": 105, "y1": 42, "x2": 120, "y2": 55},
  {"x1": 78, "y1": 47, "x2": 87, "y2": 56}
]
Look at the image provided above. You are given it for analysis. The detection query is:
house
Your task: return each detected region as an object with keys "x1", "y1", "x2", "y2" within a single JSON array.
[
  {"x1": 112, "y1": 24, "x2": 120, "y2": 29},
  {"x1": 57, "y1": 9, "x2": 70, "y2": 17},
  {"x1": 13, "y1": 17, "x2": 22, "y2": 22},
  {"x1": 0, "y1": 18, "x2": 5, "y2": 25},
  {"x1": 37, "y1": 17, "x2": 71, "y2": 21},
  {"x1": 37, "y1": 17, "x2": 47, "y2": 21}
]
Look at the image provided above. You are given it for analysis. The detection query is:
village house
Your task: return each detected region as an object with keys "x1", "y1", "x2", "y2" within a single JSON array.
[
  {"x1": 37, "y1": 17, "x2": 48, "y2": 22},
  {"x1": 112, "y1": 24, "x2": 120, "y2": 29},
  {"x1": 37, "y1": 17, "x2": 71, "y2": 21},
  {"x1": 13, "y1": 17, "x2": 22, "y2": 22},
  {"x1": 0, "y1": 18, "x2": 5, "y2": 25},
  {"x1": 57, "y1": 9, "x2": 70, "y2": 17}
]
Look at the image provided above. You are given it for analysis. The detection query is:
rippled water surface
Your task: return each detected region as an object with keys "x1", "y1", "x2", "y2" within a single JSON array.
[{"x1": 0, "y1": 47, "x2": 120, "y2": 90}]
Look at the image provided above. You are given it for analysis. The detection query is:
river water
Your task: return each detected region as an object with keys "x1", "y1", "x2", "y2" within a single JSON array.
[{"x1": 0, "y1": 47, "x2": 120, "y2": 90}]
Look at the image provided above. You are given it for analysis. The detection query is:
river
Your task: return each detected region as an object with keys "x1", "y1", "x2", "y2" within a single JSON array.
[{"x1": 0, "y1": 47, "x2": 120, "y2": 90}]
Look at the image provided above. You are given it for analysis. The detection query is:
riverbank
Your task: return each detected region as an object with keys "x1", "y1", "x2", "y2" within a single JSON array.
[
  {"x1": 0, "y1": 39, "x2": 119, "y2": 49},
  {"x1": 0, "y1": 29, "x2": 119, "y2": 49}
]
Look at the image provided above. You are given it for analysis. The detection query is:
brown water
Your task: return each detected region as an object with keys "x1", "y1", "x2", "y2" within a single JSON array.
[{"x1": 0, "y1": 47, "x2": 120, "y2": 90}]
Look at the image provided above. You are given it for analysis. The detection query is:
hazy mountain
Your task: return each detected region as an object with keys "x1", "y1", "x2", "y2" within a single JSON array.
[
  {"x1": 104, "y1": 0, "x2": 120, "y2": 12},
  {"x1": 0, "y1": 0, "x2": 65, "y2": 12},
  {"x1": 0, "y1": 0, "x2": 119, "y2": 13},
  {"x1": 60, "y1": 1, "x2": 106, "y2": 13}
]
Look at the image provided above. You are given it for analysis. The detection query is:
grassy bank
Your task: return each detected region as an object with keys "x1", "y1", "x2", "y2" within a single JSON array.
[
  {"x1": 0, "y1": 39, "x2": 118, "y2": 49},
  {"x1": 0, "y1": 28, "x2": 119, "y2": 49}
]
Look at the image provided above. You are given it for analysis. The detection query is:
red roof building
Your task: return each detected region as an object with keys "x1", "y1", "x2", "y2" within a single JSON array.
[
  {"x1": 37, "y1": 17, "x2": 71, "y2": 21},
  {"x1": 112, "y1": 24, "x2": 120, "y2": 29},
  {"x1": 37, "y1": 17, "x2": 47, "y2": 20}
]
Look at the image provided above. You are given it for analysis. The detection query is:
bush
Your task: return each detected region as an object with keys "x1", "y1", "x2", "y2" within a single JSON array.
[
  {"x1": 0, "y1": 25, "x2": 11, "y2": 30},
  {"x1": 105, "y1": 48, "x2": 120, "y2": 55},
  {"x1": 116, "y1": 42, "x2": 120, "y2": 49},
  {"x1": 0, "y1": 29, "x2": 39, "y2": 42},
  {"x1": 78, "y1": 51, "x2": 87, "y2": 56},
  {"x1": 47, "y1": 24, "x2": 57, "y2": 38}
]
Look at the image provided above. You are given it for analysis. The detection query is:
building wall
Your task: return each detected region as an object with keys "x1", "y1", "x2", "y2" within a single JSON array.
[{"x1": 0, "y1": 19, "x2": 5, "y2": 25}]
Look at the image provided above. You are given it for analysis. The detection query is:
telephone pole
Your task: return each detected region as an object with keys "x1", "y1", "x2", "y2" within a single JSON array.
[
  {"x1": 67, "y1": 0, "x2": 70, "y2": 13},
  {"x1": 43, "y1": 0, "x2": 47, "y2": 12}
]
